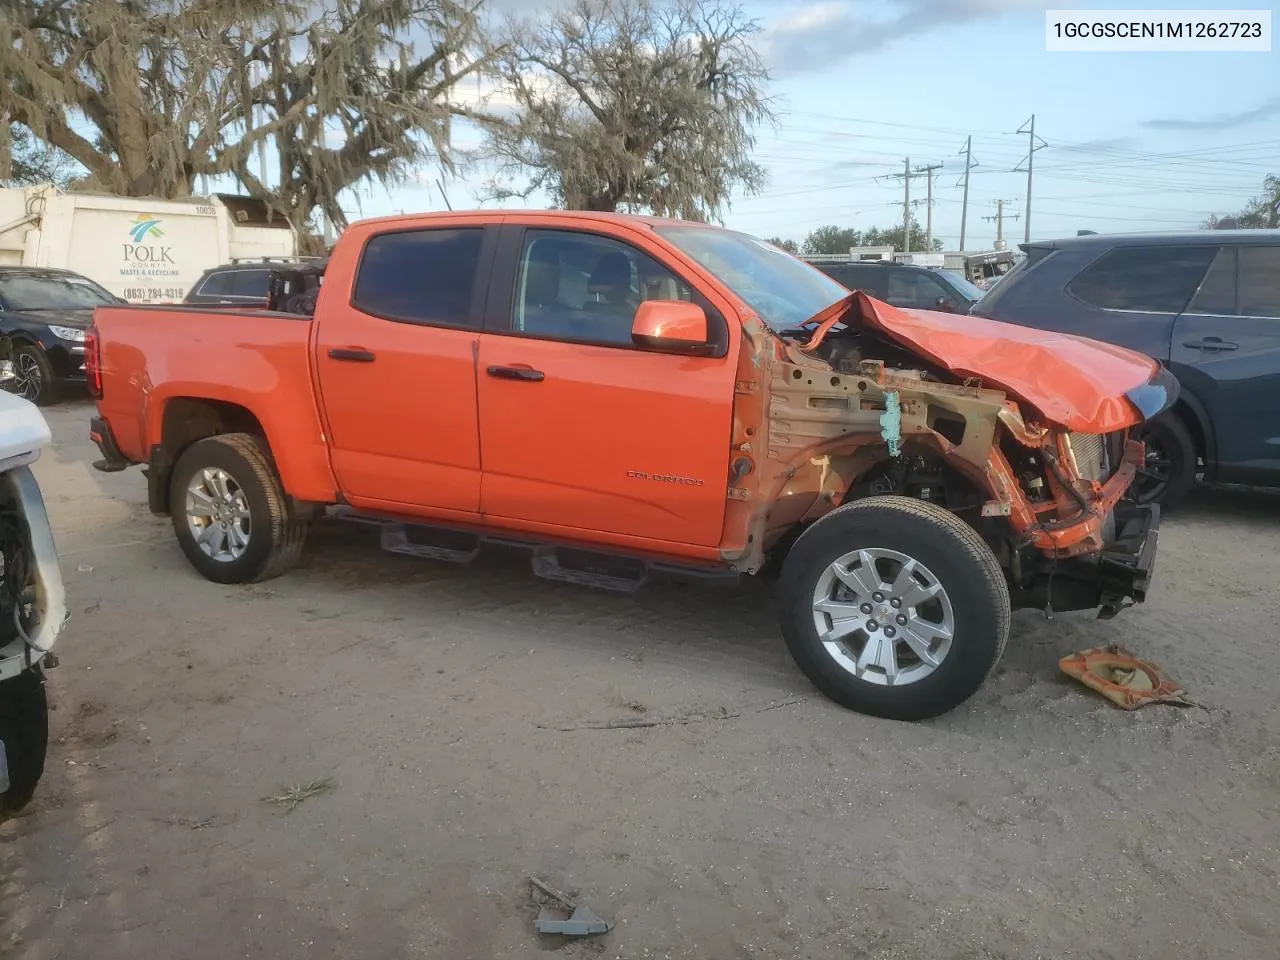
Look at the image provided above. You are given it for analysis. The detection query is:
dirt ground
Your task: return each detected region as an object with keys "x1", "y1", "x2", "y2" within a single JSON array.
[{"x1": 2, "y1": 398, "x2": 1278, "y2": 960}]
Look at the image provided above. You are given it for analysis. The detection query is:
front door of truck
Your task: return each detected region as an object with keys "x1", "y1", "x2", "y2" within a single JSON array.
[
  {"x1": 475, "y1": 223, "x2": 738, "y2": 547},
  {"x1": 313, "y1": 222, "x2": 497, "y2": 516}
]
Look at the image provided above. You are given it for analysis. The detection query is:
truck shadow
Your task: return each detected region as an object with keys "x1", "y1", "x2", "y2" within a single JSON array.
[{"x1": 295, "y1": 517, "x2": 800, "y2": 683}]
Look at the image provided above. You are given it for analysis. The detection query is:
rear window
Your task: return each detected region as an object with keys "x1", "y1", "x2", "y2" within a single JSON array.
[
  {"x1": 1067, "y1": 245, "x2": 1218, "y2": 313},
  {"x1": 818, "y1": 264, "x2": 887, "y2": 298},
  {"x1": 968, "y1": 248, "x2": 1046, "y2": 313},
  {"x1": 352, "y1": 228, "x2": 484, "y2": 327}
]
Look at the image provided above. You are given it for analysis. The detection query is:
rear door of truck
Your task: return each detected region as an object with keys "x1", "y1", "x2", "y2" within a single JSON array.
[
  {"x1": 311, "y1": 219, "x2": 498, "y2": 516},
  {"x1": 472, "y1": 218, "x2": 738, "y2": 547}
]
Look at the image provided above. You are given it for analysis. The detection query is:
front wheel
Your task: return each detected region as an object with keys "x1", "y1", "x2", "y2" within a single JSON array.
[
  {"x1": 0, "y1": 667, "x2": 49, "y2": 817},
  {"x1": 3, "y1": 342, "x2": 59, "y2": 406},
  {"x1": 1130, "y1": 413, "x2": 1197, "y2": 510},
  {"x1": 778, "y1": 496, "x2": 1011, "y2": 721},
  {"x1": 170, "y1": 433, "x2": 308, "y2": 584}
]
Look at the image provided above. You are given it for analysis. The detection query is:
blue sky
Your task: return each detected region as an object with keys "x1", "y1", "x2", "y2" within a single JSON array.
[{"x1": 341, "y1": 0, "x2": 1279, "y2": 250}]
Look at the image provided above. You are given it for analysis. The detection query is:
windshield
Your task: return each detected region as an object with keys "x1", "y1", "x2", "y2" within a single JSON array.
[
  {"x1": 655, "y1": 226, "x2": 849, "y2": 331},
  {"x1": 0, "y1": 273, "x2": 118, "y2": 311},
  {"x1": 939, "y1": 270, "x2": 985, "y2": 302}
]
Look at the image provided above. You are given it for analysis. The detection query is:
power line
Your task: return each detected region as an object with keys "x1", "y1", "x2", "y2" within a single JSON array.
[{"x1": 782, "y1": 109, "x2": 1280, "y2": 164}]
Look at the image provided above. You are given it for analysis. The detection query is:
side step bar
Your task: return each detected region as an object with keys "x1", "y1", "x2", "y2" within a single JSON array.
[{"x1": 338, "y1": 510, "x2": 738, "y2": 594}]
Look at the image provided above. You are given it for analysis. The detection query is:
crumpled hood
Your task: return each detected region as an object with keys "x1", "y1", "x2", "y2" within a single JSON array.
[{"x1": 852, "y1": 293, "x2": 1168, "y2": 433}]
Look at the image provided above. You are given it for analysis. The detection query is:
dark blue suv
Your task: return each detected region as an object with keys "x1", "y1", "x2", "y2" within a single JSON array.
[{"x1": 971, "y1": 231, "x2": 1280, "y2": 507}]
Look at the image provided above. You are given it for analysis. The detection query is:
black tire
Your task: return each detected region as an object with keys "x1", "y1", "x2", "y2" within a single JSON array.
[
  {"x1": 778, "y1": 496, "x2": 1011, "y2": 722},
  {"x1": 0, "y1": 667, "x2": 49, "y2": 816},
  {"x1": 4, "y1": 342, "x2": 59, "y2": 407},
  {"x1": 169, "y1": 433, "x2": 308, "y2": 584},
  {"x1": 1130, "y1": 412, "x2": 1197, "y2": 510}
]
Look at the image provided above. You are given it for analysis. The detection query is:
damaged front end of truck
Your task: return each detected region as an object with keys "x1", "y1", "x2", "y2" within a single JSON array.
[{"x1": 721, "y1": 292, "x2": 1172, "y2": 621}]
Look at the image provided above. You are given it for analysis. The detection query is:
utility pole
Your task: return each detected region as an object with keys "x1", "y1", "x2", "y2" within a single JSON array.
[
  {"x1": 1015, "y1": 115, "x2": 1048, "y2": 244},
  {"x1": 956, "y1": 136, "x2": 979, "y2": 252},
  {"x1": 919, "y1": 162, "x2": 943, "y2": 250},
  {"x1": 983, "y1": 199, "x2": 1020, "y2": 249},
  {"x1": 902, "y1": 157, "x2": 911, "y2": 253},
  {"x1": 884, "y1": 158, "x2": 942, "y2": 254}
]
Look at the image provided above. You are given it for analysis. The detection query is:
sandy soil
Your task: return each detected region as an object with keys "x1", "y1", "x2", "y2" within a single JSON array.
[{"x1": 2, "y1": 399, "x2": 1278, "y2": 960}]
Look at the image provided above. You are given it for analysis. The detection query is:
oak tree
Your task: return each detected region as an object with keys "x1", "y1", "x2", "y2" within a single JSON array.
[
  {"x1": 476, "y1": 0, "x2": 775, "y2": 221},
  {"x1": 1, "y1": 0, "x2": 490, "y2": 240}
]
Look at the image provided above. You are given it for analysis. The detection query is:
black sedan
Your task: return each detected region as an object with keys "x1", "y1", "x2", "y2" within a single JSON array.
[{"x1": 0, "y1": 267, "x2": 123, "y2": 406}]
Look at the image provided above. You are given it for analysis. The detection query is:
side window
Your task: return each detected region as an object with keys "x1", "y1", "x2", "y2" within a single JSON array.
[
  {"x1": 887, "y1": 268, "x2": 949, "y2": 309},
  {"x1": 1067, "y1": 245, "x2": 1218, "y2": 313},
  {"x1": 231, "y1": 269, "x2": 270, "y2": 298},
  {"x1": 824, "y1": 266, "x2": 886, "y2": 298},
  {"x1": 353, "y1": 227, "x2": 484, "y2": 326},
  {"x1": 1239, "y1": 246, "x2": 1280, "y2": 318},
  {"x1": 1185, "y1": 247, "x2": 1236, "y2": 315},
  {"x1": 512, "y1": 230, "x2": 692, "y2": 347},
  {"x1": 198, "y1": 272, "x2": 235, "y2": 296}
]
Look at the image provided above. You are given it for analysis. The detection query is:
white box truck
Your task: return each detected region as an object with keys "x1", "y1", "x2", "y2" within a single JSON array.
[{"x1": 0, "y1": 186, "x2": 295, "y2": 304}]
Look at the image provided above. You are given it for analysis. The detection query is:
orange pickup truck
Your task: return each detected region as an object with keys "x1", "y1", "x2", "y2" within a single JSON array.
[{"x1": 86, "y1": 211, "x2": 1173, "y2": 720}]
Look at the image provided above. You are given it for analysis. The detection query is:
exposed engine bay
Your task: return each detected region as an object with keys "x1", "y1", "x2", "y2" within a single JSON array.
[{"x1": 755, "y1": 315, "x2": 1148, "y2": 616}]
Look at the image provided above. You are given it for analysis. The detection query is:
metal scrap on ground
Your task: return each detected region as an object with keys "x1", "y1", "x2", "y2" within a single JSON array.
[
  {"x1": 530, "y1": 876, "x2": 613, "y2": 937},
  {"x1": 1059, "y1": 646, "x2": 1194, "y2": 710}
]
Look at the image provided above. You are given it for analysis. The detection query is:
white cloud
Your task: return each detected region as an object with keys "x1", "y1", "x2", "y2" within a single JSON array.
[{"x1": 762, "y1": 0, "x2": 1051, "y2": 75}]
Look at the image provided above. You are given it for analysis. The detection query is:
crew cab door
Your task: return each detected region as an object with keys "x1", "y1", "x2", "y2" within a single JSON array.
[
  {"x1": 312, "y1": 222, "x2": 497, "y2": 515},
  {"x1": 475, "y1": 222, "x2": 738, "y2": 547},
  {"x1": 1171, "y1": 244, "x2": 1280, "y2": 482}
]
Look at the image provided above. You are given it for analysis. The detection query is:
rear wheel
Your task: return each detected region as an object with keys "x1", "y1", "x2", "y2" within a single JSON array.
[
  {"x1": 0, "y1": 667, "x2": 49, "y2": 816},
  {"x1": 170, "y1": 433, "x2": 308, "y2": 584},
  {"x1": 1130, "y1": 413, "x2": 1197, "y2": 509},
  {"x1": 778, "y1": 496, "x2": 1010, "y2": 721}
]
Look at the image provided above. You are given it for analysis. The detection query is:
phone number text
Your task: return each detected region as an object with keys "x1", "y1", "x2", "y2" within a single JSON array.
[{"x1": 122, "y1": 287, "x2": 186, "y2": 301}]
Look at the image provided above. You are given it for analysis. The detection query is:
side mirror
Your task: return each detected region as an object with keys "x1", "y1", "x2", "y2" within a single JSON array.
[
  {"x1": 935, "y1": 297, "x2": 957, "y2": 312},
  {"x1": 631, "y1": 300, "x2": 712, "y2": 355}
]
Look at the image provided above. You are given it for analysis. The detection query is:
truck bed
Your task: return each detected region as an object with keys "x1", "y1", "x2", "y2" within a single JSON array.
[{"x1": 90, "y1": 304, "x2": 337, "y2": 503}]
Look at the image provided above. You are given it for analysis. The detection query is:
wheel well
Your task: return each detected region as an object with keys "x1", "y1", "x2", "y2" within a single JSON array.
[
  {"x1": 1170, "y1": 400, "x2": 1209, "y2": 467},
  {"x1": 0, "y1": 332, "x2": 40, "y2": 359},
  {"x1": 759, "y1": 452, "x2": 989, "y2": 579},
  {"x1": 161, "y1": 398, "x2": 266, "y2": 456},
  {"x1": 150, "y1": 398, "x2": 268, "y2": 515}
]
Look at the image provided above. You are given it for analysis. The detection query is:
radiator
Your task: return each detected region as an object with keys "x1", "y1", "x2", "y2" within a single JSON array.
[{"x1": 1067, "y1": 432, "x2": 1106, "y2": 483}]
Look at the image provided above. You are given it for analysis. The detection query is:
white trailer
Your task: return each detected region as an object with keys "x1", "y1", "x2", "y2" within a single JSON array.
[
  {"x1": 0, "y1": 186, "x2": 295, "y2": 304},
  {"x1": 893, "y1": 252, "x2": 944, "y2": 268}
]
